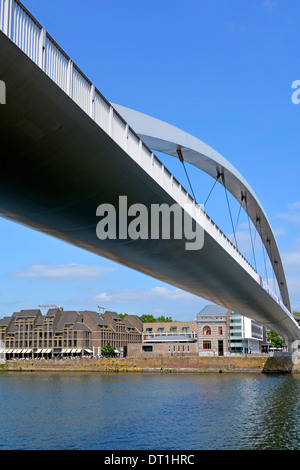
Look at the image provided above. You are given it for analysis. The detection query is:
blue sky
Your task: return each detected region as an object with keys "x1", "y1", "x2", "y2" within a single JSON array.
[{"x1": 1, "y1": 0, "x2": 300, "y2": 320}]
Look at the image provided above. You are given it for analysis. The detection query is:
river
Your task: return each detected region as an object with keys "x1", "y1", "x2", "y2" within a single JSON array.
[{"x1": 0, "y1": 371, "x2": 299, "y2": 450}]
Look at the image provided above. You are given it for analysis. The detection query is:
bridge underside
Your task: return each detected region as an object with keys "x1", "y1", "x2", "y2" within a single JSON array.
[{"x1": 1, "y1": 31, "x2": 299, "y2": 342}]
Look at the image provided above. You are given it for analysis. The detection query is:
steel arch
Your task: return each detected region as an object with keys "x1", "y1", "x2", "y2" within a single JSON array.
[{"x1": 112, "y1": 103, "x2": 291, "y2": 312}]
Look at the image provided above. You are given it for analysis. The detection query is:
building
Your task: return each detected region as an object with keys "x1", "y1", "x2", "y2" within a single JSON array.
[
  {"x1": 143, "y1": 321, "x2": 197, "y2": 341},
  {"x1": 0, "y1": 308, "x2": 142, "y2": 359},
  {"x1": 127, "y1": 320, "x2": 198, "y2": 356},
  {"x1": 228, "y1": 312, "x2": 264, "y2": 354},
  {"x1": 197, "y1": 305, "x2": 230, "y2": 356},
  {"x1": 197, "y1": 304, "x2": 265, "y2": 356}
]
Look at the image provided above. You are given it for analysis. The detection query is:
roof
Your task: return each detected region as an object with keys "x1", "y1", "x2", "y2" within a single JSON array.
[
  {"x1": 73, "y1": 322, "x2": 91, "y2": 332},
  {"x1": 56, "y1": 311, "x2": 80, "y2": 331},
  {"x1": 81, "y1": 310, "x2": 108, "y2": 327},
  {"x1": 197, "y1": 304, "x2": 229, "y2": 317},
  {"x1": 13, "y1": 309, "x2": 41, "y2": 318},
  {"x1": 0, "y1": 317, "x2": 11, "y2": 327}
]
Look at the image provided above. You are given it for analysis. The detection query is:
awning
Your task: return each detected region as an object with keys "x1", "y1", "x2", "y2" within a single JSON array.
[
  {"x1": 36, "y1": 349, "x2": 42, "y2": 353},
  {"x1": 84, "y1": 349, "x2": 93, "y2": 354}
]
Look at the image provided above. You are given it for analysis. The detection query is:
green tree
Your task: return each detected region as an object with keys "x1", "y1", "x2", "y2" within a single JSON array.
[
  {"x1": 139, "y1": 314, "x2": 157, "y2": 323},
  {"x1": 267, "y1": 330, "x2": 284, "y2": 349},
  {"x1": 118, "y1": 313, "x2": 128, "y2": 319},
  {"x1": 139, "y1": 314, "x2": 173, "y2": 323},
  {"x1": 157, "y1": 315, "x2": 173, "y2": 322},
  {"x1": 101, "y1": 342, "x2": 116, "y2": 356}
]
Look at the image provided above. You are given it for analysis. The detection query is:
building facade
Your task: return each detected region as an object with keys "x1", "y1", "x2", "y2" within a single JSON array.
[
  {"x1": 197, "y1": 305, "x2": 230, "y2": 356},
  {"x1": 197, "y1": 304, "x2": 265, "y2": 355},
  {"x1": 143, "y1": 321, "x2": 197, "y2": 341},
  {"x1": 228, "y1": 312, "x2": 264, "y2": 354},
  {"x1": 0, "y1": 308, "x2": 142, "y2": 358},
  {"x1": 127, "y1": 320, "x2": 198, "y2": 356}
]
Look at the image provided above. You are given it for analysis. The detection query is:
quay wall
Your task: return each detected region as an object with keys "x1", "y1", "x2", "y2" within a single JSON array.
[{"x1": 2, "y1": 355, "x2": 300, "y2": 373}]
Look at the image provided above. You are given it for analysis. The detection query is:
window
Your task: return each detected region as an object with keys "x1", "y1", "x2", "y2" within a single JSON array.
[
  {"x1": 203, "y1": 326, "x2": 211, "y2": 335},
  {"x1": 170, "y1": 326, "x2": 177, "y2": 332},
  {"x1": 203, "y1": 341, "x2": 211, "y2": 350},
  {"x1": 218, "y1": 327, "x2": 223, "y2": 335},
  {"x1": 142, "y1": 345, "x2": 153, "y2": 352}
]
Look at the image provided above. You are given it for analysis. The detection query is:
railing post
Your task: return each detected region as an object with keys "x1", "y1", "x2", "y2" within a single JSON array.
[
  {"x1": 66, "y1": 59, "x2": 73, "y2": 97},
  {"x1": 38, "y1": 27, "x2": 46, "y2": 70},
  {"x1": 108, "y1": 106, "x2": 113, "y2": 137},
  {"x1": 3, "y1": 0, "x2": 12, "y2": 37},
  {"x1": 89, "y1": 83, "x2": 95, "y2": 119}
]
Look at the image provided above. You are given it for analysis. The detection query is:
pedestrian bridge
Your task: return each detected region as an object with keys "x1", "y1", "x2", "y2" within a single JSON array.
[{"x1": 1, "y1": 0, "x2": 299, "y2": 346}]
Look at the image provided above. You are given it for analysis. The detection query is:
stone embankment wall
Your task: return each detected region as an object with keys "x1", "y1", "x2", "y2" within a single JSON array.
[{"x1": 2, "y1": 355, "x2": 300, "y2": 373}]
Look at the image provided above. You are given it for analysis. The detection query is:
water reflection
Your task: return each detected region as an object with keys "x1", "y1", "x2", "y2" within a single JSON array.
[{"x1": 1, "y1": 372, "x2": 300, "y2": 450}]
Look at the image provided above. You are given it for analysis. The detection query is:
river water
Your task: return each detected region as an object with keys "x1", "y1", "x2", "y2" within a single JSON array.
[{"x1": 0, "y1": 371, "x2": 299, "y2": 450}]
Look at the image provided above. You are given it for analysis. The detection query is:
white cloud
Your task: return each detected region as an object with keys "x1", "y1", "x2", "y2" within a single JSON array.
[
  {"x1": 93, "y1": 286, "x2": 198, "y2": 305},
  {"x1": 11, "y1": 263, "x2": 117, "y2": 280}
]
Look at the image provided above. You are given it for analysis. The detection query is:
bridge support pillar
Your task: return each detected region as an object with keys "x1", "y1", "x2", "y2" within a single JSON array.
[{"x1": 286, "y1": 340, "x2": 293, "y2": 353}]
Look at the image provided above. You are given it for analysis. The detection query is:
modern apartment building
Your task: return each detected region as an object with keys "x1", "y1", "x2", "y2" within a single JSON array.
[
  {"x1": 0, "y1": 308, "x2": 142, "y2": 358},
  {"x1": 228, "y1": 312, "x2": 264, "y2": 354}
]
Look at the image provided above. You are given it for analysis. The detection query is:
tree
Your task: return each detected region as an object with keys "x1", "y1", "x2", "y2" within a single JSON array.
[
  {"x1": 118, "y1": 313, "x2": 128, "y2": 319},
  {"x1": 139, "y1": 314, "x2": 157, "y2": 323},
  {"x1": 267, "y1": 330, "x2": 284, "y2": 349},
  {"x1": 139, "y1": 314, "x2": 173, "y2": 323},
  {"x1": 157, "y1": 315, "x2": 173, "y2": 322},
  {"x1": 101, "y1": 342, "x2": 116, "y2": 356}
]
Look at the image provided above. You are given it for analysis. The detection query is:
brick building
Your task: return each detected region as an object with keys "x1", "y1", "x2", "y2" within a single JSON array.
[
  {"x1": 197, "y1": 305, "x2": 231, "y2": 356},
  {"x1": 0, "y1": 308, "x2": 142, "y2": 358},
  {"x1": 127, "y1": 320, "x2": 198, "y2": 356}
]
